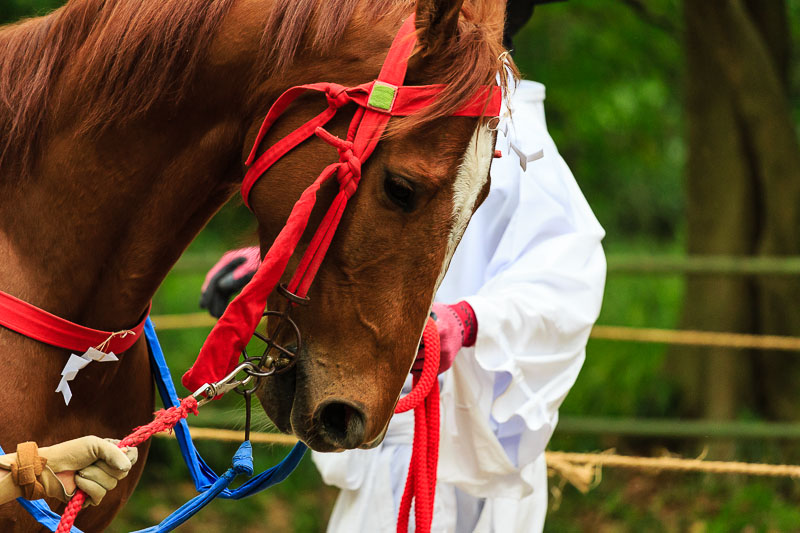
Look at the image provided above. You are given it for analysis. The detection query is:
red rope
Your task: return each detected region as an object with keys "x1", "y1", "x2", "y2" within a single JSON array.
[
  {"x1": 55, "y1": 396, "x2": 199, "y2": 532},
  {"x1": 395, "y1": 318, "x2": 441, "y2": 533}
]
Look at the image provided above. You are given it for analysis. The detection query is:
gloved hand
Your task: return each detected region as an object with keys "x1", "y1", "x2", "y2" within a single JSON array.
[
  {"x1": 413, "y1": 301, "x2": 478, "y2": 375},
  {"x1": 200, "y1": 246, "x2": 261, "y2": 318},
  {"x1": 0, "y1": 436, "x2": 137, "y2": 507}
]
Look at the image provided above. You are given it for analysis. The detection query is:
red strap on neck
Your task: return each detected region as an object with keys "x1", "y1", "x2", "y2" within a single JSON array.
[
  {"x1": 182, "y1": 14, "x2": 499, "y2": 398},
  {"x1": 0, "y1": 290, "x2": 148, "y2": 354}
]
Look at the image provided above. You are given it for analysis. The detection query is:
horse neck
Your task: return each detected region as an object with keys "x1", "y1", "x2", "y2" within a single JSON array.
[
  {"x1": 0, "y1": 107, "x2": 243, "y2": 330},
  {"x1": 0, "y1": 17, "x2": 250, "y2": 331},
  {"x1": 0, "y1": 0, "x2": 401, "y2": 333}
]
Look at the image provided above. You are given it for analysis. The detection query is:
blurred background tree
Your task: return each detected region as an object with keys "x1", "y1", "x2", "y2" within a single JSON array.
[
  {"x1": 2, "y1": 0, "x2": 800, "y2": 530},
  {"x1": 674, "y1": 0, "x2": 800, "y2": 431},
  {"x1": 516, "y1": 0, "x2": 685, "y2": 242}
]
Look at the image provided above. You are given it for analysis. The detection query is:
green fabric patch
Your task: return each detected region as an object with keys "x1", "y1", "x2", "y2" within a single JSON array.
[{"x1": 368, "y1": 83, "x2": 396, "y2": 111}]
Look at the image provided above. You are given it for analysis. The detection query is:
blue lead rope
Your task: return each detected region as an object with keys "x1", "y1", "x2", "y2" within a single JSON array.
[
  {"x1": 0, "y1": 317, "x2": 306, "y2": 532},
  {"x1": 132, "y1": 441, "x2": 257, "y2": 533},
  {"x1": 145, "y1": 319, "x2": 306, "y2": 500}
]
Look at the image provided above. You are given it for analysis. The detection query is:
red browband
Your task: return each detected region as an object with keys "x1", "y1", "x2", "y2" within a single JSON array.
[
  {"x1": 240, "y1": 81, "x2": 501, "y2": 205},
  {"x1": 182, "y1": 14, "x2": 501, "y2": 392}
]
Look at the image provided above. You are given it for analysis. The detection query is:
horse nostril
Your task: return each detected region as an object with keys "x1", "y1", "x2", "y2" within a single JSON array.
[{"x1": 314, "y1": 400, "x2": 366, "y2": 449}]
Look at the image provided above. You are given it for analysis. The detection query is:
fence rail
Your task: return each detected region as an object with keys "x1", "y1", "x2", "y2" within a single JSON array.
[
  {"x1": 151, "y1": 312, "x2": 215, "y2": 330},
  {"x1": 153, "y1": 428, "x2": 800, "y2": 481},
  {"x1": 556, "y1": 416, "x2": 800, "y2": 440},
  {"x1": 172, "y1": 254, "x2": 800, "y2": 276},
  {"x1": 607, "y1": 255, "x2": 800, "y2": 275},
  {"x1": 148, "y1": 313, "x2": 800, "y2": 352},
  {"x1": 183, "y1": 411, "x2": 800, "y2": 441},
  {"x1": 590, "y1": 325, "x2": 800, "y2": 351}
]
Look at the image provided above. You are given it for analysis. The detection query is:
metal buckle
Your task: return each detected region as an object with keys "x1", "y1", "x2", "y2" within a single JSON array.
[
  {"x1": 191, "y1": 361, "x2": 257, "y2": 407},
  {"x1": 192, "y1": 284, "x2": 312, "y2": 438}
]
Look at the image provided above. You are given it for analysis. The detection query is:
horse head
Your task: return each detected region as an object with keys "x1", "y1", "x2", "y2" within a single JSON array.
[{"x1": 240, "y1": 0, "x2": 505, "y2": 451}]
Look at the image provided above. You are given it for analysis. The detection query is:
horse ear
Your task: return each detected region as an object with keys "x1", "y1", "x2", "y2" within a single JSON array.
[{"x1": 415, "y1": 0, "x2": 465, "y2": 56}]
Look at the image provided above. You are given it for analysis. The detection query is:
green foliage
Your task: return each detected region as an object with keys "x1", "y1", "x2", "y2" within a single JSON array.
[
  {"x1": 514, "y1": 0, "x2": 684, "y2": 243},
  {"x1": 0, "y1": 0, "x2": 62, "y2": 24},
  {"x1": 546, "y1": 471, "x2": 800, "y2": 533}
]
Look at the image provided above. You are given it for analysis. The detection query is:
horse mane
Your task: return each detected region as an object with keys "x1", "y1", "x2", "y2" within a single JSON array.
[{"x1": 0, "y1": 0, "x2": 505, "y2": 176}]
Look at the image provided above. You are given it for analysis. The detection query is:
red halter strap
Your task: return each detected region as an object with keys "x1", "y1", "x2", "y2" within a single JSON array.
[
  {"x1": 0, "y1": 290, "x2": 148, "y2": 354},
  {"x1": 181, "y1": 14, "x2": 500, "y2": 392}
]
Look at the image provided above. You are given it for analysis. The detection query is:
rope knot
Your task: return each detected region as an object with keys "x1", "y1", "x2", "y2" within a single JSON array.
[
  {"x1": 96, "y1": 329, "x2": 136, "y2": 353},
  {"x1": 325, "y1": 86, "x2": 352, "y2": 109},
  {"x1": 315, "y1": 127, "x2": 361, "y2": 197},
  {"x1": 336, "y1": 151, "x2": 361, "y2": 196}
]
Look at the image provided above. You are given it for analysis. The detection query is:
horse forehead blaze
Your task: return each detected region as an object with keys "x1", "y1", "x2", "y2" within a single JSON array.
[{"x1": 439, "y1": 123, "x2": 495, "y2": 286}]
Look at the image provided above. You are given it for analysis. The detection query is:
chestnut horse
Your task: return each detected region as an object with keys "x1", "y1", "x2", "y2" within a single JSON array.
[{"x1": 0, "y1": 0, "x2": 504, "y2": 529}]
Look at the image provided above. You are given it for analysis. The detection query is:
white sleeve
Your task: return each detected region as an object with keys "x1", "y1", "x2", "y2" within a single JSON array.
[{"x1": 435, "y1": 90, "x2": 606, "y2": 497}]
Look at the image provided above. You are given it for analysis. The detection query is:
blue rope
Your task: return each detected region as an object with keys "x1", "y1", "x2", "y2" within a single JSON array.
[
  {"x1": 2, "y1": 317, "x2": 306, "y2": 532},
  {"x1": 131, "y1": 441, "x2": 256, "y2": 533},
  {"x1": 145, "y1": 319, "x2": 306, "y2": 499}
]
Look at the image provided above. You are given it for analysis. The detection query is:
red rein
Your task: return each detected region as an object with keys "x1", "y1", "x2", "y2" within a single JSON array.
[
  {"x1": 395, "y1": 318, "x2": 441, "y2": 533},
  {"x1": 56, "y1": 397, "x2": 200, "y2": 532}
]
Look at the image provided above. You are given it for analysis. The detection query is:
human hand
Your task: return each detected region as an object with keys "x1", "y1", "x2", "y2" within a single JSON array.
[
  {"x1": 412, "y1": 301, "x2": 478, "y2": 374},
  {"x1": 199, "y1": 246, "x2": 261, "y2": 318},
  {"x1": 0, "y1": 437, "x2": 137, "y2": 506}
]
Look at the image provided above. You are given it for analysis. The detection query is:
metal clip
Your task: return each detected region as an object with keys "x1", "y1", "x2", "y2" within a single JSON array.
[{"x1": 191, "y1": 361, "x2": 256, "y2": 407}]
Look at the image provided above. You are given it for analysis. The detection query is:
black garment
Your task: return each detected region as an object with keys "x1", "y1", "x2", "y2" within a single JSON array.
[{"x1": 504, "y1": 0, "x2": 565, "y2": 51}]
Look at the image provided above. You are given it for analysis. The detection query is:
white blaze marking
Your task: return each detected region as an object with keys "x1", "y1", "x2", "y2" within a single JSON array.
[{"x1": 433, "y1": 124, "x2": 494, "y2": 293}]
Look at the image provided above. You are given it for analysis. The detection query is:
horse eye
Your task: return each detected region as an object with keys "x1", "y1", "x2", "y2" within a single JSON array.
[{"x1": 383, "y1": 174, "x2": 416, "y2": 211}]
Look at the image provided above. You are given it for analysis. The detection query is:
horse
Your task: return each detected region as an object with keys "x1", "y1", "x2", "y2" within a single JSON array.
[{"x1": 0, "y1": 0, "x2": 505, "y2": 529}]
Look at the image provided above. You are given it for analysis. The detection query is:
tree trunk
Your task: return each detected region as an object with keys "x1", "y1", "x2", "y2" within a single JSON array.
[
  {"x1": 671, "y1": 0, "x2": 800, "y2": 449},
  {"x1": 671, "y1": 0, "x2": 758, "y2": 427}
]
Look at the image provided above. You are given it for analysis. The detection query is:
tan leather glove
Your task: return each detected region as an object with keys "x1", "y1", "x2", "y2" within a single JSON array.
[{"x1": 0, "y1": 437, "x2": 137, "y2": 507}]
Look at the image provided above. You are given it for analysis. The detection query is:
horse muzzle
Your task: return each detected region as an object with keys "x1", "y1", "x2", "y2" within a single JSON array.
[{"x1": 256, "y1": 363, "x2": 374, "y2": 452}]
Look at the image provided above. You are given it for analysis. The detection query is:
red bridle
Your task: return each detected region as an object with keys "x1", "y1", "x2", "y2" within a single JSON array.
[{"x1": 182, "y1": 14, "x2": 501, "y2": 391}]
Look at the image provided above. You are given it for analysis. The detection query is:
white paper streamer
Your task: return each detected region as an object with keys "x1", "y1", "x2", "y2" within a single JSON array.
[
  {"x1": 510, "y1": 142, "x2": 544, "y2": 172},
  {"x1": 56, "y1": 347, "x2": 119, "y2": 405},
  {"x1": 496, "y1": 113, "x2": 544, "y2": 172}
]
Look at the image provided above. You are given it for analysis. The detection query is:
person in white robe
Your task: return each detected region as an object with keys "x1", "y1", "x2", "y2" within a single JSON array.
[{"x1": 311, "y1": 77, "x2": 606, "y2": 533}]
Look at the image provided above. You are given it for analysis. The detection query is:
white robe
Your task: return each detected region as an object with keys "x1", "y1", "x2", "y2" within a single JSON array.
[{"x1": 312, "y1": 80, "x2": 607, "y2": 533}]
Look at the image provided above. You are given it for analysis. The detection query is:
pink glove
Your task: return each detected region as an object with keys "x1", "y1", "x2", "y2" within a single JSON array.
[
  {"x1": 413, "y1": 301, "x2": 478, "y2": 374},
  {"x1": 199, "y1": 246, "x2": 261, "y2": 318}
]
